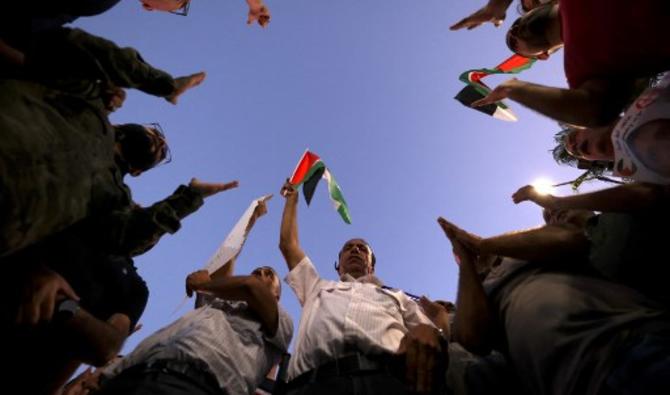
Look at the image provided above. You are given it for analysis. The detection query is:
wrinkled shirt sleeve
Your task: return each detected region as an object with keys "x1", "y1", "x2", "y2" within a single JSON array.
[
  {"x1": 285, "y1": 256, "x2": 321, "y2": 307},
  {"x1": 93, "y1": 184, "x2": 204, "y2": 256}
]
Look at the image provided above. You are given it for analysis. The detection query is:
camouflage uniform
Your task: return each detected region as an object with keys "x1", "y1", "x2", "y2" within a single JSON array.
[
  {"x1": 0, "y1": 78, "x2": 123, "y2": 256},
  {"x1": 0, "y1": 79, "x2": 197, "y2": 257},
  {"x1": 24, "y1": 27, "x2": 176, "y2": 97}
]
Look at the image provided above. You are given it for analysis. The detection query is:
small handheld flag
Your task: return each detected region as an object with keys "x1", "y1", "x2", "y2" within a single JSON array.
[
  {"x1": 289, "y1": 150, "x2": 352, "y2": 224},
  {"x1": 455, "y1": 54, "x2": 536, "y2": 121}
]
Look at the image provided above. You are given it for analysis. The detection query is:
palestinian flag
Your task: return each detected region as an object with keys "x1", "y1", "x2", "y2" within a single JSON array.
[
  {"x1": 289, "y1": 150, "x2": 352, "y2": 224},
  {"x1": 455, "y1": 54, "x2": 536, "y2": 122}
]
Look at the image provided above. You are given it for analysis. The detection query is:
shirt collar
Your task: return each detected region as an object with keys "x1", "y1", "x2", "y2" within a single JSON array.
[{"x1": 340, "y1": 273, "x2": 384, "y2": 287}]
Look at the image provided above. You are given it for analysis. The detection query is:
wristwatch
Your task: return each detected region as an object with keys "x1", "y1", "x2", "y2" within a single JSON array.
[
  {"x1": 436, "y1": 327, "x2": 450, "y2": 347},
  {"x1": 56, "y1": 299, "x2": 81, "y2": 320}
]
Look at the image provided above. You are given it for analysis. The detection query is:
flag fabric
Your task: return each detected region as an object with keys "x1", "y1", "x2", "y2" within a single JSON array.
[
  {"x1": 322, "y1": 168, "x2": 352, "y2": 224},
  {"x1": 455, "y1": 84, "x2": 518, "y2": 122},
  {"x1": 289, "y1": 150, "x2": 352, "y2": 224},
  {"x1": 455, "y1": 54, "x2": 536, "y2": 122},
  {"x1": 289, "y1": 150, "x2": 325, "y2": 205}
]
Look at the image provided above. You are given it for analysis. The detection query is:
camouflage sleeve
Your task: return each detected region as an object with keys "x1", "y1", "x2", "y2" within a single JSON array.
[
  {"x1": 94, "y1": 185, "x2": 204, "y2": 257},
  {"x1": 26, "y1": 27, "x2": 175, "y2": 97}
]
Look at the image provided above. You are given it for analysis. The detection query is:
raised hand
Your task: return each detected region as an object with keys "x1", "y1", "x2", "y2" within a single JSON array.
[
  {"x1": 280, "y1": 179, "x2": 298, "y2": 202},
  {"x1": 450, "y1": 1, "x2": 509, "y2": 31},
  {"x1": 437, "y1": 217, "x2": 482, "y2": 253},
  {"x1": 167, "y1": 72, "x2": 206, "y2": 105},
  {"x1": 186, "y1": 270, "x2": 212, "y2": 297},
  {"x1": 471, "y1": 78, "x2": 519, "y2": 107},
  {"x1": 437, "y1": 217, "x2": 479, "y2": 266},
  {"x1": 247, "y1": 1, "x2": 271, "y2": 27},
  {"x1": 253, "y1": 195, "x2": 272, "y2": 219},
  {"x1": 512, "y1": 184, "x2": 558, "y2": 209}
]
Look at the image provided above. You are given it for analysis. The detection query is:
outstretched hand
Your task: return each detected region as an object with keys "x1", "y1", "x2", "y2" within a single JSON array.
[
  {"x1": 450, "y1": 2, "x2": 507, "y2": 31},
  {"x1": 247, "y1": 1, "x2": 271, "y2": 27},
  {"x1": 512, "y1": 185, "x2": 559, "y2": 209},
  {"x1": 189, "y1": 178, "x2": 239, "y2": 198},
  {"x1": 167, "y1": 72, "x2": 206, "y2": 105},
  {"x1": 471, "y1": 78, "x2": 519, "y2": 107}
]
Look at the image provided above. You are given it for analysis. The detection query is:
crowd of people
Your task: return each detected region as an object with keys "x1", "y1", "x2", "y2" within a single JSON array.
[{"x1": 1, "y1": 1, "x2": 668, "y2": 395}]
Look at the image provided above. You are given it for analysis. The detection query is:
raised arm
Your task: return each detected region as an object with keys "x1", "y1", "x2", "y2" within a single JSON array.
[
  {"x1": 513, "y1": 183, "x2": 670, "y2": 213},
  {"x1": 438, "y1": 218, "x2": 496, "y2": 355},
  {"x1": 450, "y1": 0, "x2": 512, "y2": 30},
  {"x1": 89, "y1": 179, "x2": 238, "y2": 257},
  {"x1": 279, "y1": 180, "x2": 306, "y2": 271},
  {"x1": 472, "y1": 78, "x2": 635, "y2": 127},
  {"x1": 438, "y1": 216, "x2": 589, "y2": 264},
  {"x1": 186, "y1": 271, "x2": 279, "y2": 335},
  {"x1": 210, "y1": 195, "x2": 272, "y2": 281},
  {"x1": 26, "y1": 28, "x2": 205, "y2": 103}
]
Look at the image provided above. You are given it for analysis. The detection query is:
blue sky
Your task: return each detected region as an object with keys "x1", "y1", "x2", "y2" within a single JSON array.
[{"x1": 75, "y1": 0, "x2": 599, "y2": 353}]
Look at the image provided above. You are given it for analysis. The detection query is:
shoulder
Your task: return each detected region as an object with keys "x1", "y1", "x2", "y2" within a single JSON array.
[
  {"x1": 266, "y1": 305, "x2": 294, "y2": 351},
  {"x1": 285, "y1": 255, "x2": 323, "y2": 284}
]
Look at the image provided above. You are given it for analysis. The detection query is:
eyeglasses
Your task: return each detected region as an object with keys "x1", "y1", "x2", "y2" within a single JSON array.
[
  {"x1": 145, "y1": 122, "x2": 173, "y2": 167},
  {"x1": 169, "y1": 0, "x2": 191, "y2": 16}
]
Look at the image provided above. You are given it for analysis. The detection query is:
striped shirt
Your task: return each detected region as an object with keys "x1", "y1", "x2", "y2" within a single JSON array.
[
  {"x1": 286, "y1": 256, "x2": 432, "y2": 379},
  {"x1": 102, "y1": 300, "x2": 293, "y2": 395}
]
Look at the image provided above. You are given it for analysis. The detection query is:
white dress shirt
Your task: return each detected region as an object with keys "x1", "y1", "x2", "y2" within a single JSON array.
[{"x1": 285, "y1": 256, "x2": 432, "y2": 379}]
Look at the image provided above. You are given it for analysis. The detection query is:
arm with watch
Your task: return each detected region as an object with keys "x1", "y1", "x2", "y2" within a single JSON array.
[{"x1": 55, "y1": 297, "x2": 132, "y2": 367}]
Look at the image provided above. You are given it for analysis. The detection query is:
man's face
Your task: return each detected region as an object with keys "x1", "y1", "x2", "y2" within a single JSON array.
[
  {"x1": 252, "y1": 266, "x2": 281, "y2": 300},
  {"x1": 337, "y1": 238, "x2": 374, "y2": 279},
  {"x1": 128, "y1": 126, "x2": 168, "y2": 176},
  {"x1": 140, "y1": 0, "x2": 189, "y2": 12},
  {"x1": 565, "y1": 127, "x2": 615, "y2": 162},
  {"x1": 506, "y1": 4, "x2": 561, "y2": 59}
]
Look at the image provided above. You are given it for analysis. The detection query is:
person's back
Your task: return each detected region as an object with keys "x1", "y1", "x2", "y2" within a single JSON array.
[
  {"x1": 485, "y1": 258, "x2": 670, "y2": 395},
  {"x1": 561, "y1": 0, "x2": 670, "y2": 88},
  {"x1": 0, "y1": 79, "x2": 125, "y2": 257},
  {"x1": 97, "y1": 266, "x2": 293, "y2": 395}
]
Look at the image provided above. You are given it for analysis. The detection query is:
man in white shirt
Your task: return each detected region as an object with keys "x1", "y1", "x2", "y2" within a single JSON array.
[{"x1": 278, "y1": 181, "x2": 448, "y2": 394}]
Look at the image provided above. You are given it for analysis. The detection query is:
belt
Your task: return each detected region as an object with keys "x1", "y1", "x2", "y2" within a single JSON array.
[
  {"x1": 286, "y1": 353, "x2": 400, "y2": 389},
  {"x1": 115, "y1": 358, "x2": 223, "y2": 393}
]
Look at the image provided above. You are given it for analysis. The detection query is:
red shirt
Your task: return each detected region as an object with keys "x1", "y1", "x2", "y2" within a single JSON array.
[{"x1": 561, "y1": 0, "x2": 670, "y2": 88}]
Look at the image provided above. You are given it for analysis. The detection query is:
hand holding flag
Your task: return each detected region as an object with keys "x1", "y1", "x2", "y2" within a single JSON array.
[
  {"x1": 455, "y1": 55, "x2": 535, "y2": 121},
  {"x1": 288, "y1": 150, "x2": 352, "y2": 224},
  {"x1": 471, "y1": 78, "x2": 519, "y2": 107}
]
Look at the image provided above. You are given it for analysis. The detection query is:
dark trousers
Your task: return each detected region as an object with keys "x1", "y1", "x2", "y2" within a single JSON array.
[
  {"x1": 95, "y1": 361, "x2": 225, "y2": 395},
  {"x1": 600, "y1": 333, "x2": 670, "y2": 395},
  {"x1": 285, "y1": 371, "x2": 417, "y2": 395}
]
